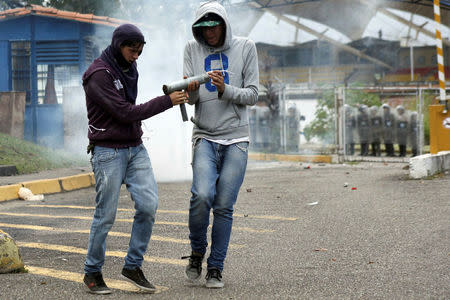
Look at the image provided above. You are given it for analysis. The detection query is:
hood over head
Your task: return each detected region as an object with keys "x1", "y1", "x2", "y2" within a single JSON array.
[
  {"x1": 109, "y1": 23, "x2": 146, "y2": 69},
  {"x1": 97, "y1": 23, "x2": 145, "y2": 103},
  {"x1": 192, "y1": 1, "x2": 232, "y2": 51}
]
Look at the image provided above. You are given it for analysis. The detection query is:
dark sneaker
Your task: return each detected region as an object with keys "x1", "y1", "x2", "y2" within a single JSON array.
[
  {"x1": 83, "y1": 272, "x2": 112, "y2": 294},
  {"x1": 182, "y1": 251, "x2": 204, "y2": 281},
  {"x1": 121, "y1": 267, "x2": 156, "y2": 293},
  {"x1": 205, "y1": 268, "x2": 224, "y2": 288}
]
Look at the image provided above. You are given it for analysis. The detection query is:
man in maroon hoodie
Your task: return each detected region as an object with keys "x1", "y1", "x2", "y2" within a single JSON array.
[{"x1": 82, "y1": 23, "x2": 187, "y2": 295}]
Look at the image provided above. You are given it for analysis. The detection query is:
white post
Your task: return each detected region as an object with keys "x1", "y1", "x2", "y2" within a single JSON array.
[{"x1": 434, "y1": 0, "x2": 447, "y2": 105}]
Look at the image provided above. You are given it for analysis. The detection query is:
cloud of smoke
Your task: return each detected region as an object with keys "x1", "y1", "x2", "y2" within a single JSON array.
[
  {"x1": 128, "y1": 1, "x2": 263, "y2": 182},
  {"x1": 62, "y1": 1, "x2": 271, "y2": 181},
  {"x1": 126, "y1": 1, "x2": 200, "y2": 182}
]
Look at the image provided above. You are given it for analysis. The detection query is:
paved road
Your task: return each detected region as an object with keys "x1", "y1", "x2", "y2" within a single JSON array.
[{"x1": 0, "y1": 161, "x2": 449, "y2": 299}]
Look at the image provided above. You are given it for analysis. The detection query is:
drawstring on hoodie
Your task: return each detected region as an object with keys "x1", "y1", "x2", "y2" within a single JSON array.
[{"x1": 88, "y1": 124, "x2": 106, "y2": 133}]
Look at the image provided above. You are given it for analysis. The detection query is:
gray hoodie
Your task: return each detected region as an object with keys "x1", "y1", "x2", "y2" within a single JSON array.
[{"x1": 184, "y1": 1, "x2": 259, "y2": 141}]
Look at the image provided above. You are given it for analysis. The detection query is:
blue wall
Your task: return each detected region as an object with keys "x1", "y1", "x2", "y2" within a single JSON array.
[
  {"x1": 0, "y1": 14, "x2": 114, "y2": 147},
  {"x1": 0, "y1": 15, "x2": 108, "y2": 41},
  {"x1": 0, "y1": 41, "x2": 10, "y2": 92},
  {"x1": 0, "y1": 17, "x2": 32, "y2": 40},
  {"x1": 35, "y1": 17, "x2": 81, "y2": 40}
]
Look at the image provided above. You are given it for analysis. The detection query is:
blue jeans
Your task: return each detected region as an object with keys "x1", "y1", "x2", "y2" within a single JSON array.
[
  {"x1": 84, "y1": 144, "x2": 158, "y2": 274},
  {"x1": 189, "y1": 139, "x2": 248, "y2": 271}
]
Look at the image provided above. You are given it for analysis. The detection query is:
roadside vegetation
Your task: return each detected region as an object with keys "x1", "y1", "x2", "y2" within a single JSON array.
[{"x1": 0, "y1": 132, "x2": 89, "y2": 174}]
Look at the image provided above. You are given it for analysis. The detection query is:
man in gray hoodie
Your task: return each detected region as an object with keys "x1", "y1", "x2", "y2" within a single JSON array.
[{"x1": 182, "y1": 1, "x2": 259, "y2": 289}]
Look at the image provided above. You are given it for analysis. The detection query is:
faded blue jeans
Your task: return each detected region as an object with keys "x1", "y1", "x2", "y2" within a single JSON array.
[
  {"x1": 189, "y1": 139, "x2": 248, "y2": 271},
  {"x1": 84, "y1": 144, "x2": 158, "y2": 274}
]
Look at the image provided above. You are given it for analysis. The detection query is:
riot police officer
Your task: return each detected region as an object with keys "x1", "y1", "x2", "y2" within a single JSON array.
[
  {"x1": 396, "y1": 105, "x2": 408, "y2": 157},
  {"x1": 369, "y1": 105, "x2": 382, "y2": 156},
  {"x1": 357, "y1": 104, "x2": 370, "y2": 156},
  {"x1": 344, "y1": 105, "x2": 356, "y2": 155},
  {"x1": 382, "y1": 104, "x2": 395, "y2": 156},
  {"x1": 286, "y1": 105, "x2": 299, "y2": 152}
]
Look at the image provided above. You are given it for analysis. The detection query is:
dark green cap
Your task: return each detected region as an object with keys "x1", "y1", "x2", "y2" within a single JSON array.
[
  {"x1": 193, "y1": 13, "x2": 223, "y2": 28},
  {"x1": 193, "y1": 20, "x2": 222, "y2": 27}
]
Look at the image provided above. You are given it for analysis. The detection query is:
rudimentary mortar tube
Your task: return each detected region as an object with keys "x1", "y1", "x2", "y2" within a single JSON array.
[{"x1": 162, "y1": 73, "x2": 211, "y2": 122}]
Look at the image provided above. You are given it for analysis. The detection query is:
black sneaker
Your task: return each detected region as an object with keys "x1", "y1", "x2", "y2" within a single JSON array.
[
  {"x1": 83, "y1": 272, "x2": 112, "y2": 294},
  {"x1": 121, "y1": 267, "x2": 156, "y2": 293},
  {"x1": 181, "y1": 251, "x2": 204, "y2": 281},
  {"x1": 205, "y1": 268, "x2": 224, "y2": 288}
]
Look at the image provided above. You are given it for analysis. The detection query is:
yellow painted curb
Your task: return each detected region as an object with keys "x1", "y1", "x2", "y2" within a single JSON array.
[
  {"x1": 0, "y1": 172, "x2": 96, "y2": 202},
  {"x1": 0, "y1": 184, "x2": 21, "y2": 202},
  {"x1": 60, "y1": 174, "x2": 92, "y2": 191},
  {"x1": 22, "y1": 178, "x2": 61, "y2": 195},
  {"x1": 249, "y1": 152, "x2": 332, "y2": 164}
]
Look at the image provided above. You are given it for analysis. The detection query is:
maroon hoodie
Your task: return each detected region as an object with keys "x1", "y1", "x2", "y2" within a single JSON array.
[{"x1": 83, "y1": 27, "x2": 172, "y2": 148}]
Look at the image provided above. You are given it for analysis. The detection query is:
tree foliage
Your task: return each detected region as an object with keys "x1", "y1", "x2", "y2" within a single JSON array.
[{"x1": 303, "y1": 87, "x2": 382, "y2": 143}]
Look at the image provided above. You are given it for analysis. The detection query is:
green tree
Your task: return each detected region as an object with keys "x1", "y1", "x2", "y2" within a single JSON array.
[
  {"x1": 0, "y1": 0, "x2": 27, "y2": 10},
  {"x1": 303, "y1": 87, "x2": 382, "y2": 143},
  {"x1": 303, "y1": 89, "x2": 335, "y2": 143}
]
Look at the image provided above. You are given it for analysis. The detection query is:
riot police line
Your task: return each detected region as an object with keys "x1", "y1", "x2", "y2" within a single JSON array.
[
  {"x1": 247, "y1": 103, "x2": 419, "y2": 157},
  {"x1": 248, "y1": 104, "x2": 302, "y2": 153},
  {"x1": 344, "y1": 104, "x2": 419, "y2": 157}
]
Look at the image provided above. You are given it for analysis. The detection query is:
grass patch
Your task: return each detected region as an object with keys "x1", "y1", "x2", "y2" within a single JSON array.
[
  {"x1": 344, "y1": 161, "x2": 360, "y2": 165},
  {"x1": 423, "y1": 172, "x2": 446, "y2": 180},
  {"x1": 0, "y1": 133, "x2": 89, "y2": 174},
  {"x1": 9, "y1": 266, "x2": 29, "y2": 273}
]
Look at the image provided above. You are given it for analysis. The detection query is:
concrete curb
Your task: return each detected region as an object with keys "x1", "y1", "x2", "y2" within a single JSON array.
[
  {"x1": 409, "y1": 151, "x2": 450, "y2": 178},
  {"x1": 0, "y1": 173, "x2": 95, "y2": 202},
  {"x1": 0, "y1": 184, "x2": 22, "y2": 202},
  {"x1": 249, "y1": 152, "x2": 333, "y2": 164}
]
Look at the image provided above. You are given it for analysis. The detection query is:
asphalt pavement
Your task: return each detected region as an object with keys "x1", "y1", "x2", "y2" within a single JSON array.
[{"x1": 0, "y1": 160, "x2": 449, "y2": 299}]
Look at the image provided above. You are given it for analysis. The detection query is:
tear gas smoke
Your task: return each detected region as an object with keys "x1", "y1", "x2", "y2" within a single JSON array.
[
  {"x1": 136, "y1": 10, "x2": 194, "y2": 182},
  {"x1": 125, "y1": 1, "x2": 262, "y2": 182}
]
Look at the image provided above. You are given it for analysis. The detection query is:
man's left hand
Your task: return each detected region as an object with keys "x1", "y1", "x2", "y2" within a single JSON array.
[{"x1": 209, "y1": 70, "x2": 225, "y2": 94}]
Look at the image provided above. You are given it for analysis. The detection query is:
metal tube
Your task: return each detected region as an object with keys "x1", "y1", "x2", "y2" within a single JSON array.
[
  {"x1": 162, "y1": 73, "x2": 210, "y2": 122},
  {"x1": 162, "y1": 73, "x2": 210, "y2": 95}
]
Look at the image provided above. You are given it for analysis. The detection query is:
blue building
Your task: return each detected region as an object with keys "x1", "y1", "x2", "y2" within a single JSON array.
[{"x1": 0, "y1": 5, "x2": 124, "y2": 147}]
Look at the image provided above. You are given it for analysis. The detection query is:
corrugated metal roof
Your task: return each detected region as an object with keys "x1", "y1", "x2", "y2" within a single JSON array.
[{"x1": 0, "y1": 4, "x2": 127, "y2": 27}]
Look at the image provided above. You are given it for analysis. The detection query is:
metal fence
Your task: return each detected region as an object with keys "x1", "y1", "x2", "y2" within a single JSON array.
[{"x1": 251, "y1": 84, "x2": 444, "y2": 161}]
